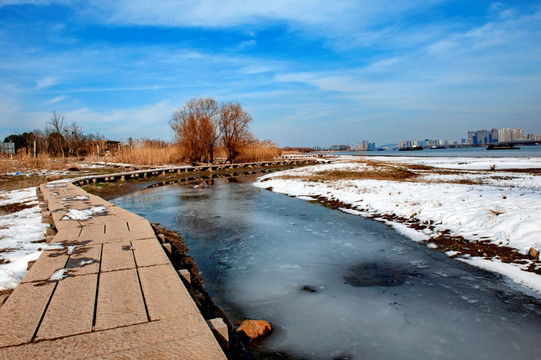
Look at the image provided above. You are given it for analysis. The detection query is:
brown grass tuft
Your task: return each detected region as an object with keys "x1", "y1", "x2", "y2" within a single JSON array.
[{"x1": 312, "y1": 168, "x2": 418, "y2": 182}]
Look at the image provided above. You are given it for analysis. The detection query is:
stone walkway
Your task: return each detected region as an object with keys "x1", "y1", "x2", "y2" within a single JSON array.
[{"x1": 0, "y1": 182, "x2": 226, "y2": 359}]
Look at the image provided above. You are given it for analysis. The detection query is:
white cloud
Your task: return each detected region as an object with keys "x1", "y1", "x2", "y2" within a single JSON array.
[
  {"x1": 47, "y1": 95, "x2": 67, "y2": 105},
  {"x1": 235, "y1": 39, "x2": 257, "y2": 51},
  {"x1": 36, "y1": 77, "x2": 57, "y2": 89}
]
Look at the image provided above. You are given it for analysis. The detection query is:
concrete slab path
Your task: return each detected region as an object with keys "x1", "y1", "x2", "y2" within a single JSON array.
[{"x1": 0, "y1": 182, "x2": 226, "y2": 359}]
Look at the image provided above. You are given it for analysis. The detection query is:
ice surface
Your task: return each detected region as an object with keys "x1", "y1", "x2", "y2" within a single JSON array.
[
  {"x1": 114, "y1": 179, "x2": 541, "y2": 360},
  {"x1": 254, "y1": 156, "x2": 541, "y2": 294}
]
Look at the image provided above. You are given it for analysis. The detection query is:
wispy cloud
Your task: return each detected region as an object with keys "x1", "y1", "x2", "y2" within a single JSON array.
[
  {"x1": 36, "y1": 77, "x2": 57, "y2": 89},
  {"x1": 47, "y1": 95, "x2": 66, "y2": 104}
]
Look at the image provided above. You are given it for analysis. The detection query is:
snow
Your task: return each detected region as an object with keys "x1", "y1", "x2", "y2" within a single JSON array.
[
  {"x1": 49, "y1": 268, "x2": 68, "y2": 281},
  {"x1": 44, "y1": 242, "x2": 64, "y2": 251},
  {"x1": 255, "y1": 156, "x2": 541, "y2": 294},
  {"x1": 367, "y1": 155, "x2": 541, "y2": 170},
  {"x1": 62, "y1": 206, "x2": 108, "y2": 221},
  {"x1": 61, "y1": 195, "x2": 89, "y2": 201},
  {"x1": 0, "y1": 187, "x2": 47, "y2": 290}
]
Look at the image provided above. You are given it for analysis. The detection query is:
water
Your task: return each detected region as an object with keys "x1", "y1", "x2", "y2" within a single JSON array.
[
  {"x1": 113, "y1": 178, "x2": 541, "y2": 359},
  {"x1": 335, "y1": 145, "x2": 541, "y2": 158}
]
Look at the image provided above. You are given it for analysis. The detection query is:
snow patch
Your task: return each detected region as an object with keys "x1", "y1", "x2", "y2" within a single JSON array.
[
  {"x1": 49, "y1": 268, "x2": 68, "y2": 281},
  {"x1": 44, "y1": 242, "x2": 64, "y2": 251},
  {"x1": 62, "y1": 206, "x2": 108, "y2": 220}
]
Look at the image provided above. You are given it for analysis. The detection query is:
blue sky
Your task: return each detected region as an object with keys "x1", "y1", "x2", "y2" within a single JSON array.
[{"x1": 0, "y1": 1, "x2": 540, "y2": 147}]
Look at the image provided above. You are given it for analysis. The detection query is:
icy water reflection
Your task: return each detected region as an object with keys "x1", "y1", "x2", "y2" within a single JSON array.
[{"x1": 112, "y1": 177, "x2": 541, "y2": 360}]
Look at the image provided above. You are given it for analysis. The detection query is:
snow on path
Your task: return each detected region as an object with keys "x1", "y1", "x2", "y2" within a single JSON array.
[
  {"x1": 254, "y1": 157, "x2": 541, "y2": 295},
  {"x1": 0, "y1": 187, "x2": 47, "y2": 290}
]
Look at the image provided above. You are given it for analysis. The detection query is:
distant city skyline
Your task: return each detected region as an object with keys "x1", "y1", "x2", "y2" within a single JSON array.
[{"x1": 1, "y1": 1, "x2": 540, "y2": 147}]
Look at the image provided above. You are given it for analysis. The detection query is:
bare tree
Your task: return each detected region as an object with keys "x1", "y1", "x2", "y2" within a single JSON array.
[
  {"x1": 219, "y1": 102, "x2": 252, "y2": 163},
  {"x1": 46, "y1": 111, "x2": 66, "y2": 159},
  {"x1": 65, "y1": 121, "x2": 84, "y2": 158},
  {"x1": 170, "y1": 97, "x2": 220, "y2": 165},
  {"x1": 33, "y1": 129, "x2": 47, "y2": 154}
]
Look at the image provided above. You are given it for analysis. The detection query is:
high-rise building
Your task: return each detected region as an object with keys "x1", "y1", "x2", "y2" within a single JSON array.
[
  {"x1": 498, "y1": 128, "x2": 512, "y2": 142},
  {"x1": 355, "y1": 140, "x2": 376, "y2": 151},
  {"x1": 489, "y1": 128, "x2": 499, "y2": 143},
  {"x1": 511, "y1": 128, "x2": 523, "y2": 140}
]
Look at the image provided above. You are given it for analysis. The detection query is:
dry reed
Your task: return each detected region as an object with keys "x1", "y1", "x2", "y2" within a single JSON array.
[
  {"x1": 236, "y1": 142, "x2": 282, "y2": 163},
  {"x1": 112, "y1": 143, "x2": 182, "y2": 166},
  {"x1": 0, "y1": 153, "x2": 66, "y2": 173}
]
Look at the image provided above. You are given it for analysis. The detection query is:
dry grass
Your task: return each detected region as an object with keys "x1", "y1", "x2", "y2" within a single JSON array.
[
  {"x1": 112, "y1": 140, "x2": 281, "y2": 165},
  {"x1": 271, "y1": 161, "x2": 419, "y2": 183},
  {"x1": 112, "y1": 143, "x2": 182, "y2": 166},
  {"x1": 312, "y1": 168, "x2": 418, "y2": 182},
  {"x1": 0, "y1": 153, "x2": 66, "y2": 173},
  {"x1": 446, "y1": 178, "x2": 486, "y2": 185},
  {"x1": 236, "y1": 142, "x2": 282, "y2": 163}
]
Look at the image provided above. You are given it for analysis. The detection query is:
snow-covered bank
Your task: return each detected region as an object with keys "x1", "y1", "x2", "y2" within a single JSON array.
[
  {"x1": 254, "y1": 156, "x2": 541, "y2": 295},
  {"x1": 369, "y1": 155, "x2": 541, "y2": 170},
  {"x1": 0, "y1": 187, "x2": 47, "y2": 290}
]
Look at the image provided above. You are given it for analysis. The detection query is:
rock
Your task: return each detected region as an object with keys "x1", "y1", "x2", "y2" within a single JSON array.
[
  {"x1": 528, "y1": 247, "x2": 539, "y2": 261},
  {"x1": 46, "y1": 174, "x2": 61, "y2": 181},
  {"x1": 237, "y1": 320, "x2": 271, "y2": 340},
  {"x1": 66, "y1": 164, "x2": 81, "y2": 171}
]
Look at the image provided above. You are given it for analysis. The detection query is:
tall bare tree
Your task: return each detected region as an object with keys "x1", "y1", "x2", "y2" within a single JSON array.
[
  {"x1": 219, "y1": 102, "x2": 252, "y2": 163},
  {"x1": 46, "y1": 111, "x2": 66, "y2": 159},
  {"x1": 65, "y1": 121, "x2": 84, "y2": 158},
  {"x1": 170, "y1": 97, "x2": 220, "y2": 165}
]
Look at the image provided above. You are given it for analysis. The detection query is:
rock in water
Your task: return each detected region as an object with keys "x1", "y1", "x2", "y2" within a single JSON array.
[{"x1": 237, "y1": 320, "x2": 271, "y2": 340}]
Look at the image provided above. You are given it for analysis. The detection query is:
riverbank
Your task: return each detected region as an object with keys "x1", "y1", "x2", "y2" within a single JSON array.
[{"x1": 254, "y1": 156, "x2": 541, "y2": 296}]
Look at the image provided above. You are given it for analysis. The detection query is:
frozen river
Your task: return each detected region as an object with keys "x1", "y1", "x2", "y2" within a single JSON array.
[{"x1": 112, "y1": 177, "x2": 541, "y2": 359}]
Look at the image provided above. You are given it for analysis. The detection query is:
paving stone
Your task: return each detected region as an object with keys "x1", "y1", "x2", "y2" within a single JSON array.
[
  {"x1": 107, "y1": 205, "x2": 139, "y2": 219},
  {"x1": 0, "y1": 282, "x2": 56, "y2": 347},
  {"x1": 100, "y1": 241, "x2": 135, "y2": 272},
  {"x1": 96, "y1": 333, "x2": 227, "y2": 360},
  {"x1": 132, "y1": 238, "x2": 171, "y2": 267},
  {"x1": 207, "y1": 318, "x2": 229, "y2": 351},
  {"x1": 94, "y1": 269, "x2": 147, "y2": 331},
  {"x1": 35, "y1": 273, "x2": 98, "y2": 341},
  {"x1": 66, "y1": 244, "x2": 101, "y2": 276},
  {"x1": 101, "y1": 217, "x2": 131, "y2": 239},
  {"x1": 126, "y1": 220, "x2": 156, "y2": 239},
  {"x1": 21, "y1": 249, "x2": 68, "y2": 283},
  {"x1": 0, "y1": 317, "x2": 225, "y2": 359},
  {"x1": 46, "y1": 199, "x2": 65, "y2": 212},
  {"x1": 52, "y1": 226, "x2": 83, "y2": 242},
  {"x1": 77, "y1": 224, "x2": 107, "y2": 242},
  {"x1": 138, "y1": 264, "x2": 199, "y2": 321},
  {"x1": 51, "y1": 212, "x2": 82, "y2": 230}
]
